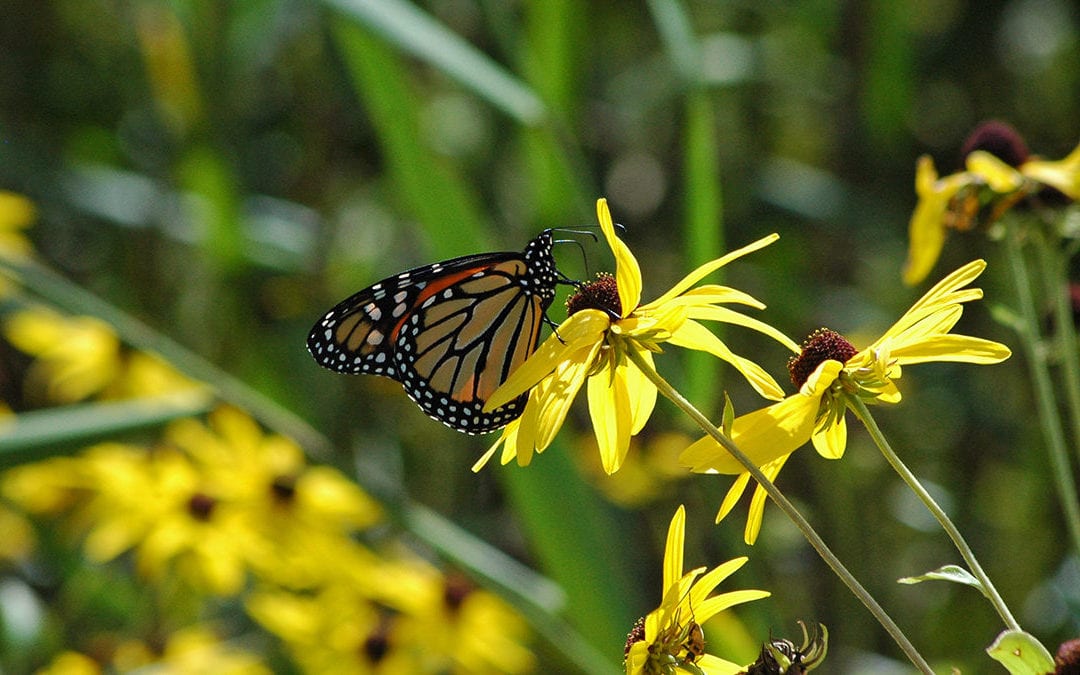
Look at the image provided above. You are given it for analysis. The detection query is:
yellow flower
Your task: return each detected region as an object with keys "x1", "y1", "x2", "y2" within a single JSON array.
[
  {"x1": 624, "y1": 505, "x2": 769, "y2": 675},
  {"x1": 0, "y1": 190, "x2": 35, "y2": 257},
  {"x1": 3, "y1": 307, "x2": 122, "y2": 403},
  {"x1": 476, "y1": 198, "x2": 797, "y2": 474},
  {"x1": 681, "y1": 260, "x2": 1012, "y2": 543},
  {"x1": 904, "y1": 121, "x2": 1080, "y2": 285}
]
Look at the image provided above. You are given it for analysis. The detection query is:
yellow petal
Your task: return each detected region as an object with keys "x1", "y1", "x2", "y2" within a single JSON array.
[
  {"x1": 1021, "y1": 141, "x2": 1080, "y2": 199},
  {"x1": 811, "y1": 414, "x2": 847, "y2": 459},
  {"x1": 717, "y1": 472, "x2": 752, "y2": 522},
  {"x1": 903, "y1": 157, "x2": 974, "y2": 286},
  {"x1": 966, "y1": 150, "x2": 1025, "y2": 192},
  {"x1": 647, "y1": 233, "x2": 779, "y2": 308},
  {"x1": 624, "y1": 351, "x2": 658, "y2": 435},
  {"x1": 596, "y1": 198, "x2": 642, "y2": 315},
  {"x1": 660, "y1": 284, "x2": 765, "y2": 309},
  {"x1": 484, "y1": 310, "x2": 609, "y2": 411},
  {"x1": 663, "y1": 505, "x2": 686, "y2": 592},
  {"x1": 890, "y1": 334, "x2": 1012, "y2": 365},
  {"x1": 680, "y1": 393, "x2": 817, "y2": 474},
  {"x1": 534, "y1": 344, "x2": 598, "y2": 449},
  {"x1": 686, "y1": 305, "x2": 801, "y2": 353},
  {"x1": 888, "y1": 260, "x2": 987, "y2": 344},
  {"x1": 588, "y1": 365, "x2": 633, "y2": 474},
  {"x1": 667, "y1": 319, "x2": 786, "y2": 400}
]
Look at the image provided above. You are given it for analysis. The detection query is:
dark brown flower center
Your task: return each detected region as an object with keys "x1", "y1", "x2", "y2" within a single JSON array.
[
  {"x1": 443, "y1": 573, "x2": 473, "y2": 613},
  {"x1": 186, "y1": 493, "x2": 217, "y2": 521},
  {"x1": 1056, "y1": 636, "x2": 1080, "y2": 674},
  {"x1": 270, "y1": 474, "x2": 298, "y2": 504},
  {"x1": 623, "y1": 617, "x2": 646, "y2": 661},
  {"x1": 787, "y1": 328, "x2": 857, "y2": 389},
  {"x1": 960, "y1": 120, "x2": 1030, "y2": 167},
  {"x1": 566, "y1": 273, "x2": 622, "y2": 318}
]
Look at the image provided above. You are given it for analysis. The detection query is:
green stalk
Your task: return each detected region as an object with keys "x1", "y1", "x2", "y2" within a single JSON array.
[
  {"x1": 625, "y1": 349, "x2": 934, "y2": 674},
  {"x1": 1004, "y1": 225, "x2": 1080, "y2": 558},
  {"x1": 1032, "y1": 229, "x2": 1080, "y2": 466},
  {"x1": 847, "y1": 397, "x2": 1021, "y2": 631}
]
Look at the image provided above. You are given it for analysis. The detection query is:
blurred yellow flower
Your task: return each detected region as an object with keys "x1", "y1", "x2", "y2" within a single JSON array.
[
  {"x1": 477, "y1": 198, "x2": 796, "y2": 474},
  {"x1": 624, "y1": 505, "x2": 769, "y2": 675},
  {"x1": 681, "y1": 260, "x2": 1012, "y2": 543},
  {"x1": 0, "y1": 190, "x2": 35, "y2": 257},
  {"x1": 4, "y1": 308, "x2": 122, "y2": 403},
  {"x1": 904, "y1": 121, "x2": 1080, "y2": 285}
]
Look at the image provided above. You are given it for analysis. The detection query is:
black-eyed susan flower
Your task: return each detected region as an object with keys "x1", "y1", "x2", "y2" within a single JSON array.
[
  {"x1": 681, "y1": 260, "x2": 1012, "y2": 543},
  {"x1": 904, "y1": 121, "x2": 1080, "y2": 286},
  {"x1": 624, "y1": 505, "x2": 769, "y2": 675},
  {"x1": 476, "y1": 198, "x2": 797, "y2": 474}
]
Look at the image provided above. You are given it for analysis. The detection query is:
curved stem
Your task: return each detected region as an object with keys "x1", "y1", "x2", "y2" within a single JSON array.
[
  {"x1": 624, "y1": 349, "x2": 934, "y2": 674},
  {"x1": 848, "y1": 396, "x2": 1021, "y2": 631},
  {"x1": 1004, "y1": 225, "x2": 1080, "y2": 559}
]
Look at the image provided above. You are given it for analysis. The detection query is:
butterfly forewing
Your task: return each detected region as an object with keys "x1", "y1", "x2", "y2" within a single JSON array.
[{"x1": 307, "y1": 232, "x2": 558, "y2": 434}]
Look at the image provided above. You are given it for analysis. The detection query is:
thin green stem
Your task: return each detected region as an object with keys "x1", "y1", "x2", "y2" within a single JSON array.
[
  {"x1": 1004, "y1": 225, "x2": 1080, "y2": 559},
  {"x1": 848, "y1": 396, "x2": 1021, "y2": 632},
  {"x1": 1032, "y1": 229, "x2": 1080, "y2": 467},
  {"x1": 624, "y1": 349, "x2": 934, "y2": 675}
]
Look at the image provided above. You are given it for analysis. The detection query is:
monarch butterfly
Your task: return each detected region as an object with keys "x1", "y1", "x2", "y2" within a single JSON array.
[{"x1": 307, "y1": 231, "x2": 562, "y2": 434}]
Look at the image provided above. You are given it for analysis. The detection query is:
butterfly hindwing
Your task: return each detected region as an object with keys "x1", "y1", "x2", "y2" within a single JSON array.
[{"x1": 307, "y1": 232, "x2": 559, "y2": 434}]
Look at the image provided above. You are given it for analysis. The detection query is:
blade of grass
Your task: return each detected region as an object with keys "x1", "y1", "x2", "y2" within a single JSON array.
[
  {"x1": 331, "y1": 16, "x2": 492, "y2": 255},
  {"x1": 0, "y1": 252, "x2": 332, "y2": 458},
  {"x1": 647, "y1": 0, "x2": 723, "y2": 413},
  {"x1": 0, "y1": 391, "x2": 215, "y2": 469},
  {"x1": 323, "y1": 0, "x2": 545, "y2": 125},
  {"x1": 500, "y1": 441, "x2": 641, "y2": 670}
]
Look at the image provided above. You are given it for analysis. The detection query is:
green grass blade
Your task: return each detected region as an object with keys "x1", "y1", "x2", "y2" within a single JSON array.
[
  {"x1": 0, "y1": 391, "x2": 215, "y2": 469},
  {"x1": 331, "y1": 16, "x2": 492, "y2": 255},
  {"x1": 0, "y1": 252, "x2": 332, "y2": 458},
  {"x1": 324, "y1": 0, "x2": 545, "y2": 125}
]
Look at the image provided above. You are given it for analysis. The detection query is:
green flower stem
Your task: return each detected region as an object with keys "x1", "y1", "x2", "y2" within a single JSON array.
[
  {"x1": 1032, "y1": 229, "x2": 1080, "y2": 468},
  {"x1": 625, "y1": 349, "x2": 934, "y2": 675},
  {"x1": 848, "y1": 396, "x2": 1021, "y2": 632},
  {"x1": 1004, "y1": 225, "x2": 1080, "y2": 560}
]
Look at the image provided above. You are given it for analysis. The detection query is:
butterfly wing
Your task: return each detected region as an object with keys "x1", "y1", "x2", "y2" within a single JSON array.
[{"x1": 308, "y1": 232, "x2": 558, "y2": 433}]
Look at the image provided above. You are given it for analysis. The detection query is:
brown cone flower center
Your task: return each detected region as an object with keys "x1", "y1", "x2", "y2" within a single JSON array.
[
  {"x1": 566, "y1": 273, "x2": 622, "y2": 318},
  {"x1": 960, "y1": 120, "x2": 1030, "y2": 167},
  {"x1": 787, "y1": 328, "x2": 857, "y2": 389},
  {"x1": 623, "y1": 617, "x2": 646, "y2": 661}
]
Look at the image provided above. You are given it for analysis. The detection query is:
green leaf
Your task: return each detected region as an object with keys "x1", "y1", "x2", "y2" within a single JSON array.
[
  {"x1": 0, "y1": 391, "x2": 215, "y2": 469},
  {"x1": 897, "y1": 564, "x2": 985, "y2": 595},
  {"x1": 986, "y1": 629, "x2": 1055, "y2": 675},
  {"x1": 323, "y1": 0, "x2": 545, "y2": 124}
]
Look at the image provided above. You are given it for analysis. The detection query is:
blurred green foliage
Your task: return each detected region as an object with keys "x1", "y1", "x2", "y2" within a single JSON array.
[{"x1": 2, "y1": 0, "x2": 1080, "y2": 672}]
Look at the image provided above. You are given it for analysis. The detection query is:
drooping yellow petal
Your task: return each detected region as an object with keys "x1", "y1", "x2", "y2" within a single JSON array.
[
  {"x1": 534, "y1": 344, "x2": 600, "y2": 449},
  {"x1": 903, "y1": 157, "x2": 974, "y2": 286},
  {"x1": 966, "y1": 150, "x2": 1024, "y2": 193},
  {"x1": 647, "y1": 234, "x2": 780, "y2": 308},
  {"x1": 624, "y1": 351, "x2": 658, "y2": 435},
  {"x1": 686, "y1": 305, "x2": 801, "y2": 353},
  {"x1": 1021, "y1": 141, "x2": 1080, "y2": 199},
  {"x1": 811, "y1": 414, "x2": 847, "y2": 459},
  {"x1": 596, "y1": 198, "x2": 642, "y2": 316},
  {"x1": 663, "y1": 505, "x2": 686, "y2": 592},
  {"x1": 484, "y1": 310, "x2": 609, "y2": 411},
  {"x1": 681, "y1": 392, "x2": 817, "y2": 474},
  {"x1": 588, "y1": 365, "x2": 633, "y2": 474},
  {"x1": 667, "y1": 319, "x2": 786, "y2": 400},
  {"x1": 717, "y1": 472, "x2": 752, "y2": 522},
  {"x1": 695, "y1": 654, "x2": 747, "y2": 675}
]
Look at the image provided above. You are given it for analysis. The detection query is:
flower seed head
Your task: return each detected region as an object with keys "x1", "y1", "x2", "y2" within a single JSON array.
[
  {"x1": 566, "y1": 273, "x2": 622, "y2": 318},
  {"x1": 787, "y1": 328, "x2": 857, "y2": 389},
  {"x1": 623, "y1": 617, "x2": 646, "y2": 661},
  {"x1": 960, "y1": 120, "x2": 1030, "y2": 167},
  {"x1": 187, "y1": 493, "x2": 217, "y2": 521},
  {"x1": 1056, "y1": 636, "x2": 1080, "y2": 674}
]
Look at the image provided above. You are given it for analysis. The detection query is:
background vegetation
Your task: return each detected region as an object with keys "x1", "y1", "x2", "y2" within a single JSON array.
[{"x1": 2, "y1": 0, "x2": 1079, "y2": 672}]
